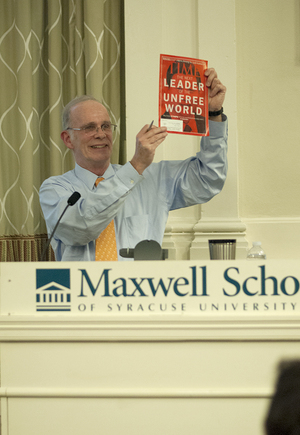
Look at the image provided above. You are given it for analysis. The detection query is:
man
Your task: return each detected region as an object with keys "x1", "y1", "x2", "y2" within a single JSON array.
[{"x1": 39, "y1": 68, "x2": 227, "y2": 261}]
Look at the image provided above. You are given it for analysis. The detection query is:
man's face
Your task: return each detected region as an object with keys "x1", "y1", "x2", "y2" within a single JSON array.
[{"x1": 63, "y1": 100, "x2": 114, "y2": 174}]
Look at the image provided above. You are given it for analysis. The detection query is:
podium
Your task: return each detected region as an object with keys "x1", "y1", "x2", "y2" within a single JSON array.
[{"x1": 0, "y1": 260, "x2": 300, "y2": 435}]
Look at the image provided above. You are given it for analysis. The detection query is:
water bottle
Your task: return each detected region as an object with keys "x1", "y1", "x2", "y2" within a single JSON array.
[{"x1": 247, "y1": 241, "x2": 266, "y2": 260}]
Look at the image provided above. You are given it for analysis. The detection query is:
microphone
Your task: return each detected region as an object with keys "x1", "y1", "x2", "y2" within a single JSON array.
[
  {"x1": 67, "y1": 191, "x2": 81, "y2": 206},
  {"x1": 40, "y1": 191, "x2": 81, "y2": 261},
  {"x1": 119, "y1": 240, "x2": 168, "y2": 260}
]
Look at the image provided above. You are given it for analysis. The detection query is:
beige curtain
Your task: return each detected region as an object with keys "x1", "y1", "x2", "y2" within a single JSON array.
[{"x1": 0, "y1": 0, "x2": 125, "y2": 261}]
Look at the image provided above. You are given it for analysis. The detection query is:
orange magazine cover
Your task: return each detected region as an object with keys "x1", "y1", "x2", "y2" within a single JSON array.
[{"x1": 159, "y1": 54, "x2": 209, "y2": 136}]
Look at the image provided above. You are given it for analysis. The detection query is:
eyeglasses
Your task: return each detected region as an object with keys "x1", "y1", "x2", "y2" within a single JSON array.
[{"x1": 67, "y1": 122, "x2": 117, "y2": 135}]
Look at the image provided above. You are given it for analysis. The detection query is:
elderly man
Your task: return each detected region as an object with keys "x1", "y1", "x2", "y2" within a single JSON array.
[{"x1": 39, "y1": 68, "x2": 227, "y2": 261}]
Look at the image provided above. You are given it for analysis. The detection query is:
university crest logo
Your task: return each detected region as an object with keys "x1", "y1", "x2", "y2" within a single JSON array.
[{"x1": 36, "y1": 269, "x2": 71, "y2": 312}]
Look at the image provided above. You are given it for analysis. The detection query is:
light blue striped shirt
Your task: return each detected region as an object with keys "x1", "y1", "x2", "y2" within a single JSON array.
[{"x1": 39, "y1": 117, "x2": 228, "y2": 261}]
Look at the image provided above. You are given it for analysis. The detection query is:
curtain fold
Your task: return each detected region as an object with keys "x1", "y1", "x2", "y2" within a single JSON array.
[
  {"x1": 0, "y1": 0, "x2": 125, "y2": 261},
  {"x1": 0, "y1": 235, "x2": 55, "y2": 262}
]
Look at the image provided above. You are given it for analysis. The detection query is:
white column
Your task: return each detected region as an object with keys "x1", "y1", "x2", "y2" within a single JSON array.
[{"x1": 190, "y1": 0, "x2": 247, "y2": 260}]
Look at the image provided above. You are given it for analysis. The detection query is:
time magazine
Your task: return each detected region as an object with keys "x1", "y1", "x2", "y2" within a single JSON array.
[{"x1": 159, "y1": 54, "x2": 209, "y2": 136}]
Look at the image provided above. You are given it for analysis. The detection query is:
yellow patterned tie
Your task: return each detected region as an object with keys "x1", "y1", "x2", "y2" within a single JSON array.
[{"x1": 95, "y1": 177, "x2": 118, "y2": 261}]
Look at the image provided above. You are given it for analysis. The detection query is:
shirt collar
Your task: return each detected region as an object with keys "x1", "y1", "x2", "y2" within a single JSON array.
[{"x1": 74, "y1": 163, "x2": 115, "y2": 190}]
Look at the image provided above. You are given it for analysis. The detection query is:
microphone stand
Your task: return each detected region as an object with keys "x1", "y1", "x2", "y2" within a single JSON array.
[{"x1": 40, "y1": 192, "x2": 81, "y2": 261}]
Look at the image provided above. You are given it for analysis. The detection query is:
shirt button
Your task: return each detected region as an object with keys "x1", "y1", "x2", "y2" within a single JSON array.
[{"x1": 130, "y1": 179, "x2": 134, "y2": 184}]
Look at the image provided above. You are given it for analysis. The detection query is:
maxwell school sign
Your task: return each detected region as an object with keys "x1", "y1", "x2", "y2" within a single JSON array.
[{"x1": 0, "y1": 260, "x2": 299, "y2": 316}]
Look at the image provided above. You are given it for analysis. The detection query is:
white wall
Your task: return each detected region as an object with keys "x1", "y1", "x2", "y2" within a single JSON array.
[{"x1": 236, "y1": 0, "x2": 300, "y2": 258}]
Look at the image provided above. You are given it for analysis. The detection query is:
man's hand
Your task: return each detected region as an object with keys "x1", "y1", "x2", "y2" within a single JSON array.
[
  {"x1": 130, "y1": 124, "x2": 168, "y2": 174},
  {"x1": 205, "y1": 68, "x2": 227, "y2": 121}
]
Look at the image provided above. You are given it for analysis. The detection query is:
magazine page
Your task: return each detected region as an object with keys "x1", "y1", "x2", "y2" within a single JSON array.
[{"x1": 159, "y1": 54, "x2": 209, "y2": 136}]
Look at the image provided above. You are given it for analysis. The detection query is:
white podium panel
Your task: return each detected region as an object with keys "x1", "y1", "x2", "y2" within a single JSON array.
[
  {"x1": 0, "y1": 260, "x2": 300, "y2": 435},
  {"x1": 5, "y1": 397, "x2": 269, "y2": 435}
]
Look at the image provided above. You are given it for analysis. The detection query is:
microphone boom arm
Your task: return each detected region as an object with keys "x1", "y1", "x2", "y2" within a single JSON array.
[{"x1": 40, "y1": 191, "x2": 81, "y2": 261}]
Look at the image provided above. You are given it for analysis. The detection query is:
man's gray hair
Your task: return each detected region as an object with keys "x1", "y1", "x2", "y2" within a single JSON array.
[{"x1": 62, "y1": 95, "x2": 101, "y2": 130}]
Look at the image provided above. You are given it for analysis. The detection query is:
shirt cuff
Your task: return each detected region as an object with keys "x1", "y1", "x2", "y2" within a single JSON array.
[
  {"x1": 115, "y1": 161, "x2": 143, "y2": 189},
  {"x1": 208, "y1": 113, "x2": 228, "y2": 136}
]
